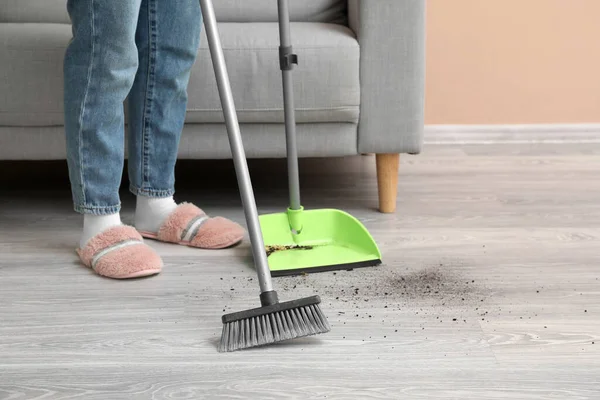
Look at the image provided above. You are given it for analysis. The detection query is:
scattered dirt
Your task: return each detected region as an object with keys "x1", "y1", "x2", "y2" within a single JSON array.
[
  {"x1": 213, "y1": 257, "x2": 560, "y2": 333},
  {"x1": 248, "y1": 260, "x2": 502, "y2": 326},
  {"x1": 265, "y1": 244, "x2": 314, "y2": 257},
  {"x1": 276, "y1": 263, "x2": 486, "y2": 308}
]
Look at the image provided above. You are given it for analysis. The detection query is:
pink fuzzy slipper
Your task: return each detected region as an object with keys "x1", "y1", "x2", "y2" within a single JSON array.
[
  {"x1": 77, "y1": 225, "x2": 163, "y2": 279},
  {"x1": 138, "y1": 203, "x2": 245, "y2": 249}
]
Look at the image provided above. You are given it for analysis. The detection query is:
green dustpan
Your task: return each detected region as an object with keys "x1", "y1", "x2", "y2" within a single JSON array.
[
  {"x1": 259, "y1": 2, "x2": 382, "y2": 277},
  {"x1": 260, "y1": 207, "x2": 381, "y2": 276}
]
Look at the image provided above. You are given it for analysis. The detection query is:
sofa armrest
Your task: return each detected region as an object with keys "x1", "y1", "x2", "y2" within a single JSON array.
[{"x1": 349, "y1": 0, "x2": 426, "y2": 154}]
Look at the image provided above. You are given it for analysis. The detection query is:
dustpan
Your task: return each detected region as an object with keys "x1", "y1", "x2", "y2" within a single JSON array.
[{"x1": 259, "y1": 0, "x2": 382, "y2": 277}]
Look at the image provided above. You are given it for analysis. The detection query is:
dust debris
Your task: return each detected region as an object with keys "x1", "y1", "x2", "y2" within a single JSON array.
[
  {"x1": 265, "y1": 244, "x2": 314, "y2": 257},
  {"x1": 220, "y1": 259, "x2": 503, "y2": 335}
]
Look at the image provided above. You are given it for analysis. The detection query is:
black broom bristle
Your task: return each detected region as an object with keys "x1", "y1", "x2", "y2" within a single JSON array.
[{"x1": 218, "y1": 296, "x2": 330, "y2": 352}]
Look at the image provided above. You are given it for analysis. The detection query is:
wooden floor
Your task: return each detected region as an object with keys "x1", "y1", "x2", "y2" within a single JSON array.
[{"x1": 1, "y1": 143, "x2": 599, "y2": 399}]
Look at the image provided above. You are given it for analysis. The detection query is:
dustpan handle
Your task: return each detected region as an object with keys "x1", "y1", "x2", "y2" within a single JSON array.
[
  {"x1": 200, "y1": 0, "x2": 274, "y2": 294},
  {"x1": 277, "y1": 0, "x2": 302, "y2": 211}
]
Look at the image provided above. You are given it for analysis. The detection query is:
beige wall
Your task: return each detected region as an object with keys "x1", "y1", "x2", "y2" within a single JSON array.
[{"x1": 425, "y1": 0, "x2": 600, "y2": 124}]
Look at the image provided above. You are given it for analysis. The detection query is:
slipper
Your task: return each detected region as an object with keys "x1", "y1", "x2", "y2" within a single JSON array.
[
  {"x1": 77, "y1": 225, "x2": 163, "y2": 279},
  {"x1": 138, "y1": 203, "x2": 245, "y2": 249}
]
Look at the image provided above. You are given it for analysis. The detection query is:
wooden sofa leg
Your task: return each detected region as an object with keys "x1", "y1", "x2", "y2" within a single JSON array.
[{"x1": 376, "y1": 154, "x2": 400, "y2": 213}]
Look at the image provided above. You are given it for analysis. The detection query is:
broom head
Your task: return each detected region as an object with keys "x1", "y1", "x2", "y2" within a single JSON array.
[{"x1": 218, "y1": 295, "x2": 330, "y2": 352}]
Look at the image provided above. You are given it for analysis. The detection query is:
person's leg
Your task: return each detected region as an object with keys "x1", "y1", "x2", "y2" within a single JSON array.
[
  {"x1": 127, "y1": 0, "x2": 200, "y2": 201},
  {"x1": 127, "y1": 0, "x2": 200, "y2": 234},
  {"x1": 64, "y1": 0, "x2": 143, "y2": 246},
  {"x1": 64, "y1": 0, "x2": 163, "y2": 278},
  {"x1": 128, "y1": 0, "x2": 244, "y2": 248}
]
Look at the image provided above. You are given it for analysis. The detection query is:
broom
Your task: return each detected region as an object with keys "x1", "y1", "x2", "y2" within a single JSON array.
[{"x1": 198, "y1": 0, "x2": 331, "y2": 352}]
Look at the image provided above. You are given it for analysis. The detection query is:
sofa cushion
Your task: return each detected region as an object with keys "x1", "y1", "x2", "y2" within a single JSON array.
[
  {"x1": 0, "y1": 0, "x2": 70, "y2": 24},
  {"x1": 0, "y1": 23, "x2": 69, "y2": 127},
  {"x1": 0, "y1": 22, "x2": 359, "y2": 127},
  {"x1": 187, "y1": 22, "x2": 359, "y2": 124},
  {"x1": 0, "y1": 0, "x2": 347, "y2": 24}
]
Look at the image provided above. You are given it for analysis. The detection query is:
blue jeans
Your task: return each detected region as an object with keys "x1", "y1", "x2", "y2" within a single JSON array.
[{"x1": 64, "y1": 0, "x2": 202, "y2": 215}]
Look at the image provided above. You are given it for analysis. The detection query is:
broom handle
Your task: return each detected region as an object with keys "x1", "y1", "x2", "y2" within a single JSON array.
[
  {"x1": 277, "y1": 0, "x2": 302, "y2": 211},
  {"x1": 200, "y1": 0, "x2": 273, "y2": 293}
]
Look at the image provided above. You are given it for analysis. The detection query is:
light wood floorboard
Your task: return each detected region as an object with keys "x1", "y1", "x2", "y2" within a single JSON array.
[{"x1": 0, "y1": 143, "x2": 599, "y2": 399}]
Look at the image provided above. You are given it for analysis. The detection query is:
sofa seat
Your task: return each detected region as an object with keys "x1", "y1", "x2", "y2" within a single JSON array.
[{"x1": 0, "y1": 20, "x2": 359, "y2": 127}]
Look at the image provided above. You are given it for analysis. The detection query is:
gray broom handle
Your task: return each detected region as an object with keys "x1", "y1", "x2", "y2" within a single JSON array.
[
  {"x1": 277, "y1": 0, "x2": 301, "y2": 211},
  {"x1": 200, "y1": 0, "x2": 273, "y2": 293}
]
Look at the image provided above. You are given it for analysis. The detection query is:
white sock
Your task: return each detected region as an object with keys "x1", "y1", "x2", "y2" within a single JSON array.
[
  {"x1": 135, "y1": 195, "x2": 178, "y2": 234},
  {"x1": 81, "y1": 213, "x2": 122, "y2": 248}
]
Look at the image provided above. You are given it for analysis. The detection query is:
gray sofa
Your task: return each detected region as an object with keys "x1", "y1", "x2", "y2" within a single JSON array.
[{"x1": 0, "y1": 0, "x2": 425, "y2": 212}]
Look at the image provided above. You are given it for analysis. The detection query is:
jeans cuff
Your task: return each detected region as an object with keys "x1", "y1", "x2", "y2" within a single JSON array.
[
  {"x1": 129, "y1": 184, "x2": 175, "y2": 198},
  {"x1": 74, "y1": 203, "x2": 121, "y2": 216}
]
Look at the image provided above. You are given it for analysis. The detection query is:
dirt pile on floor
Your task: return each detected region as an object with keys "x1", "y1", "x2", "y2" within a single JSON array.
[{"x1": 277, "y1": 263, "x2": 485, "y2": 308}]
